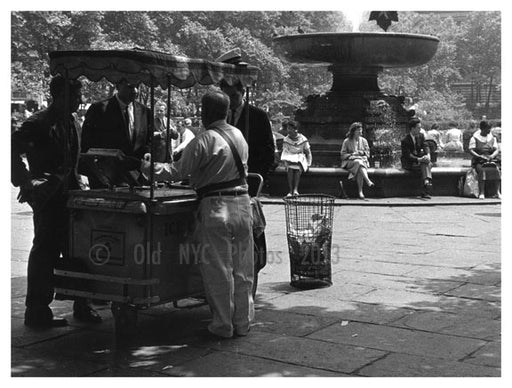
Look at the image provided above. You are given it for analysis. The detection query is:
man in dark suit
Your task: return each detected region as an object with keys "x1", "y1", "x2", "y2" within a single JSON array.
[
  {"x1": 216, "y1": 49, "x2": 275, "y2": 191},
  {"x1": 12, "y1": 75, "x2": 101, "y2": 327},
  {"x1": 81, "y1": 79, "x2": 151, "y2": 187},
  {"x1": 401, "y1": 117, "x2": 433, "y2": 198}
]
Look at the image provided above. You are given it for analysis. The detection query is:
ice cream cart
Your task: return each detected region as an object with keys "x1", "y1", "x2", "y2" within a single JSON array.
[{"x1": 50, "y1": 49, "x2": 265, "y2": 337}]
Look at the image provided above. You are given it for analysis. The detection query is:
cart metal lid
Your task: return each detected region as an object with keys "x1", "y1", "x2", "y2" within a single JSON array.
[{"x1": 50, "y1": 49, "x2": 259, "y2": 89}]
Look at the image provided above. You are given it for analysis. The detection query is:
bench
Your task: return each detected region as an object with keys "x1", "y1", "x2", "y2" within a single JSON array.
[{"x1": 267, "y1": 166, "x2": 470, "y2": 198}]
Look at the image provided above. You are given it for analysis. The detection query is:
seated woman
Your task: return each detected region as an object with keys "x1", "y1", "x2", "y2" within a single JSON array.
[
  {"x1": 340, "y1": 122, "x2": 374, "y2": 199},
  {"x1": 444, "y1": 122, "x2": 463, "y2": 152},
  {"x1": 425, "y1": 123, "x2": 443, "y2": 164},
  {"x1": 280, "y1": 120, "x2": 312, "y2": 196},
  {"x1": 468, "y1": 120, "x2": 501, "y2": 199}
]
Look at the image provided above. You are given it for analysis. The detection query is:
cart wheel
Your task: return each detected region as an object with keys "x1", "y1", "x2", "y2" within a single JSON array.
[
  {"x1": 111, "y1": 302, "x2": 138, "y2": 345},
  {"x1": 253, "y1": 232, "x2": 267, "y2": 298}
]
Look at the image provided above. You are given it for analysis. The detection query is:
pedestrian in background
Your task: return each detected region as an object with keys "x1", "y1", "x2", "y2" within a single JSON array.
[
  {"x1": 468, "y1": 120, "x2": 501, "y2": 199},
  {"x1": 280, "y1": 120, "x2": 312, "y2": 197},
  {"x1": 340, "y1": 122, "x2": 374, "y2": 199},
  {"x1": 401, "y1": 117, "x2": 433, "y2": 199}
]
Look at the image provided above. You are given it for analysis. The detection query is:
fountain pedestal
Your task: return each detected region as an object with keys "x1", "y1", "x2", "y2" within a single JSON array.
[{"x1": 273, "y1": 32, "x2": 439, "y2": 167}]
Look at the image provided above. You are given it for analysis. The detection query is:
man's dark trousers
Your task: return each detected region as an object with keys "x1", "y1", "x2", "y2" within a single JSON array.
[{"x1": 25, "y1": 197, "x2": 68, "y2": 315}]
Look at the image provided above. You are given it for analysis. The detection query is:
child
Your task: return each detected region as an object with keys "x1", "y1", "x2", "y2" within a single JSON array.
[{"x1": 280, "y1": 120, "x2": 312, "y2": 196}]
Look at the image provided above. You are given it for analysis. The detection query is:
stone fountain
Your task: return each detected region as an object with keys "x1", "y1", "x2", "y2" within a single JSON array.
[{"x1": 273, "y1": 32, "x2": 439, "y2": 167}]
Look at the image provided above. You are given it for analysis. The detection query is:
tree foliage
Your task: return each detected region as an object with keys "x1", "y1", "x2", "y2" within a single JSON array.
[{"x1": 11, "y1": 10, "x2": 500, "y2": 120}]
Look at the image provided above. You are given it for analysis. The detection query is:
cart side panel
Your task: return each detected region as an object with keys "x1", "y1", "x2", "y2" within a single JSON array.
[
  {"x1": 150, "y1": 208, "x2": 204, "y2": 302},
  {"x1": 68, "y1": 208, "x2": 148, "y2": 299}
]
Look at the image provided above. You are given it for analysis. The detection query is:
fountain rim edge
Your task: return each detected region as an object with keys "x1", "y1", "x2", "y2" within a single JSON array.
[{"x1": 273, "y1": 32, "x2": 440, "y2": 43}]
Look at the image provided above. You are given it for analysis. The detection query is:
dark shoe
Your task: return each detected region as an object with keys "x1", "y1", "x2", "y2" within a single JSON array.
[
  {"x1": 421, "y1": 192, "x2": 431, "y2": 199},
  {"x1": 24, "y1": 306, "x2": 68, "y2": 328},
  {"x1": 424, "y1": 181, "x2": 433, "y2": 196},
  {"x1": 73, "y1": 302, "x2": 102, "y2": 324}
]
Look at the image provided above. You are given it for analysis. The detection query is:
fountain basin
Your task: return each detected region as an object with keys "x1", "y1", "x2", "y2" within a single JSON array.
[{"x1": 273, "y1": 32, "x2": 439, "y2": 68}]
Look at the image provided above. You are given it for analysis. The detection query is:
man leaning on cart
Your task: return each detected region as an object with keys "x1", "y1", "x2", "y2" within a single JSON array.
[
  {"x1": 141, "y1": 90, "x2": 254, "y2": 339},
  {"x1": 11, "y1": 75, "x2": 102, "y2": 328}
]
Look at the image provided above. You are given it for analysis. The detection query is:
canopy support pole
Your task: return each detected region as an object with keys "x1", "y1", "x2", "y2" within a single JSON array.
[
  {"x1": 165, "y1": 79, "x2": 172, "y2": 163},
  {"x1": 149, "y1": 78, "x2": 156, "y2": 201}
]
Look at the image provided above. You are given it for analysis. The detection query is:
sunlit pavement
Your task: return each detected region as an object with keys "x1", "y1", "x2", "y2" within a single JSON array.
[{"x1": 11, "y1": 187, "x2": 501, "y2": 377}]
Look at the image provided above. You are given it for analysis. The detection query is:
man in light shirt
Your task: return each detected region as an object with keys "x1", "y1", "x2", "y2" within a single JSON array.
[
  {"x1": 172, "y1": 117, "x2": 195, "y2": 161},
  {"x1": 142, "y1": 90, "x2": 254, "y2": 339}
]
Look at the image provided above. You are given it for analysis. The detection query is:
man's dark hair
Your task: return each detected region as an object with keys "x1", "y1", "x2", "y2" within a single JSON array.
[
  {"x1": 430, "y1": 123, "x2": 439, "y2": 131},
  {"x1": 408, "y1": 118, "x2": 421, "y2": 131},
  {"x1": 448, "y1": 121, "x2": 458, "y2": 128},
  {"x1": 49, "y1": 75, "x2": 82, "y2": 99},
  {"x1": 202, "y1": 90, "x2": 230, "y2": 123},
  {"x1": 480, "y1": 120, "x2": 492, "y2": 131}
]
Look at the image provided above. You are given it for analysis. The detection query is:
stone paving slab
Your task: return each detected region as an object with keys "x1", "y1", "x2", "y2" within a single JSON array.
[
  {"x1": 351, "y1": 288, "x2": 443, "y2": 309},
  {"x1": 11, "y1": 276, "x2": 27, "y2": 300},
  {"x1": 307, "y1": 321, "x2": 486, "y2": 360},
  {"x1": 430, "y1": 295, "x2": 500, "y2": 318},
  {"x1": 110, "y1": 344, "x2": 214, "y2": 373},
  {"x1": 462, "y1": 341, "x2": 501, "y2": 368},
  {"x1": 251, "y1": 309, "x2": 341, "y2": 337},
  {"x1": 22, "y1": 329, "x2": 116, "y2": 364},
  {"x1": 357, "y1": 352, "x2": 501, "y2": 377},
  {"x1": 256, "y1": 292, "x2": 412, "y2": 325},
  {"x1": 201, "y1": 330, "x2": 387, "y2": 374},
  {"x1": 161, "y1": 350, "x2": 346, "y2": 377},
  {"x1": 464, "y1": 264, "x2": 501, "y2": 285},
  {"x1": 330, "y1": 270, "x2": 463, "y2": 294},
  {"x1": 390, "y1": 311, "x2": 501, "y2": 341},
  {"x1": 11, "y1": 347, "x2": 105, "y2": 377},
  {"x1": 330, "y1": 258, "x2": 427, "y2": 277},
  {"x1": 444, "y1": 283, "x2": 501, "y2": 302},
  {"x1": 11, "y1": 316, "x2": 81, "y2": 348}
]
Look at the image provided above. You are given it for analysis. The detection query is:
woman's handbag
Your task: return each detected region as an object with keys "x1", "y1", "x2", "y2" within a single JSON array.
[{"x1": 463, "y1": 168, "x2": 479, "y2": 198}]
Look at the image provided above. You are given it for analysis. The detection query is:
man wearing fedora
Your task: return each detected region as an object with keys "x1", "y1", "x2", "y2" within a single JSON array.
[{"x1": 216, "y1": 48, "x2": 275, "y2": 195}]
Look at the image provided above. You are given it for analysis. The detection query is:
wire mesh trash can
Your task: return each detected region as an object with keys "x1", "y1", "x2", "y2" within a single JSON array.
[{"x1": 284, "y1": 194, "x2": 335, "y2": 289}]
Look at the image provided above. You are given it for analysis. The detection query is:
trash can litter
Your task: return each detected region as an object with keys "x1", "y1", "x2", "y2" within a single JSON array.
[{"x1": 284, "y1": 194, "x2": 335, "y2": 289}]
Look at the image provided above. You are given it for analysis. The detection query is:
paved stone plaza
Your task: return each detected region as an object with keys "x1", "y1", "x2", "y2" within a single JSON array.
[{"x1": 11, "y1": 188, "x2": 501, "y2": 377}]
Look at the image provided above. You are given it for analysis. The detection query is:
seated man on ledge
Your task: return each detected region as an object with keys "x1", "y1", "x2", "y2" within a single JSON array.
[{"x1": 401, "y1": 117, "x2": 433, "y2": 199}]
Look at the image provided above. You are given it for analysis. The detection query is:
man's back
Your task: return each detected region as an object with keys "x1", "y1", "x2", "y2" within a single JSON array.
[
  {"x1": 180, "y1": 121, "x2": 248, "y2": 190},
  {"x1": 235, "y1": 104, "x2": 274, "y2": 178}
]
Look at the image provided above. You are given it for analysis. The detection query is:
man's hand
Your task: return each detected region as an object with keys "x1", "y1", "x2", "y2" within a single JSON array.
[
  {"x1": 140, "y1": 153, "x2": 151, "y2": 176},
  {"x1": 418, "y1": 154, "x2": 430, "y2": 163},
  {"x1": 18, "y1": 176, "x2": 60, "y2": 208}
]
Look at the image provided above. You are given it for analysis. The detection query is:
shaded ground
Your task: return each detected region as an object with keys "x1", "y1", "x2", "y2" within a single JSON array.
[{"x1": 11, "y1": 187, "x2": 501, "y2": 377}]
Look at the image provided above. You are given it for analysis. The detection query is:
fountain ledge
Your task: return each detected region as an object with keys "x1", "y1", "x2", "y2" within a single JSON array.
[{"x1": 267, "y1": 166, "x2": 471, "y2": 198}]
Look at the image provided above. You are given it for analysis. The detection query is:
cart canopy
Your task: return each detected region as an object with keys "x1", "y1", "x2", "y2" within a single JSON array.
[{"x1": 50, "y1": 49, "x2": 259, "y2": 89}]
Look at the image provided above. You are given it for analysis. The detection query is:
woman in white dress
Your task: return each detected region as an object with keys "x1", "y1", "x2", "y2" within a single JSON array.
[
  {"x1": 280, "y1": 120, "x2": 312, "y2": 196},
  {"x1": 340, "y1": 122, "x2": 374, "y2": 199}
]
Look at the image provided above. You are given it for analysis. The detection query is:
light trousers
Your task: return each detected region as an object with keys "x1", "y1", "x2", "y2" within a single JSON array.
[{"x1": 196, "y1": 194, "x2": 254, "y2": 337}]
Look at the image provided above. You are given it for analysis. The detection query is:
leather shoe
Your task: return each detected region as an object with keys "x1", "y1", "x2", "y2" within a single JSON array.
[
  {"x1": 25, "y1": 306, "x2": 69, "y2": 328},
  {"x1": 73, "y1": 302, "x2": 102, "y2": 324}
]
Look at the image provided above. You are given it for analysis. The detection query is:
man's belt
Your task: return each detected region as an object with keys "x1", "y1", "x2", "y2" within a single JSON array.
[{"x1": 200, "y1": 189, "x2": 248, "y2": 199}]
